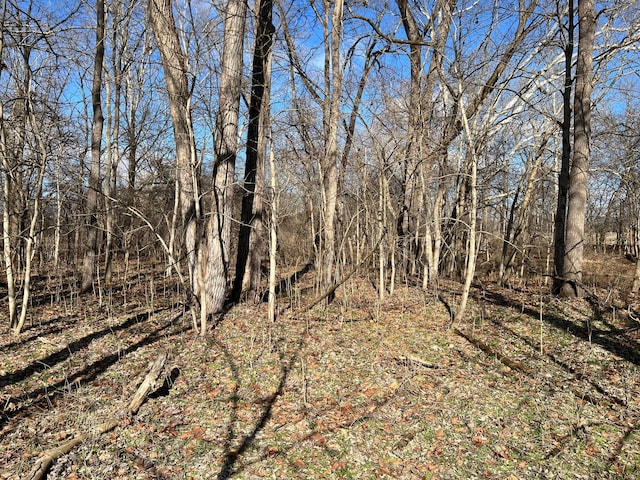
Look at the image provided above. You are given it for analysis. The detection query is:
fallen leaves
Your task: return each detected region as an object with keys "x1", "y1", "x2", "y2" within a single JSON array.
[
  {"x1": 1, "y1": 274, "x2": 640, "y2": 480},
  {"x1": 179, "y1": 424, "x2": 205, "y2": 440}
]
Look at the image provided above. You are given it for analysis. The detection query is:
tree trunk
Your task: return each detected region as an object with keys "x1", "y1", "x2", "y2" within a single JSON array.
[
  {"x1": 80, "y1": 0, "x2": 106, "y2": 294},
  {"x1": 14, "y1": 94, "x2": 49, "y2": 334},
  {"x1": 395, "y1": 0, "x2": 422, "y2": 280},
  {"x1": 560, "y1": 0, "x2": 595, "y2": 298},
  {"x1": 553, "y1": 0, "x2": 574, "y2": 294},
  {"x1": 631, "y1": 217, "x2": 640, "y2": 294},
  {"x1": 0, "y1": 9, "x2": 16, "y2": 327},
  {"x1": 0, "y1": 110, "x2": 17, "y2": 330},
  {"x1": 318, "y1": 0, "x2": 344, "y2": 299},
  {"x1": 104, "y1": 21, "x2": 124, "y2": 285},
  {"x1": 268, "y1": 143, "x2": 278, "y2": 323},
  {"x1": 148, "y1": 0, "x2": 199, "y2": 308},
  {"x1": 455, "y1": 100, "x2": 479, "y2": 321},
  {"x1": 232, "y1": 0, "x2": 274, "y2": 303},
  {"x1": 207, "y1": 0, "x2": 247, "y2": 315}
]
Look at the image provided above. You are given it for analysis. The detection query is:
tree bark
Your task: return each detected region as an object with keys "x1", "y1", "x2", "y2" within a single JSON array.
[
  {"x1": 148, "y1": 0, "x2": 199, "y2": 289},
  {"x1": 395, "y1": 0, "x2": 422, "y2": 279},
  {"x1": 13, "y1": 84, "x2": 49, "y2": 334},
  {"x1": 553, "y1": 0, "x2": 574, "y2": 294},
  {"x1": 0, "y1": 6, "x2": 17, "y2": 327},
  {"x1": 560, "y1": 0, "x2": 595, "y2": 298},
  {"x1": 207, "y1": 0, "x2": 247, "y2": 315},
  {"x1": 80, "y1": 0, "x2": 106, "y2": 294},
  {"x1": 232, "y1": 0, "x2": 274, "y2": 303},
  {"x1": 268, "y1": 144, "x2": 278, "y2": 323},
  {"x1": 318, "y1": 0, "x2": 344, "y2": 299}
]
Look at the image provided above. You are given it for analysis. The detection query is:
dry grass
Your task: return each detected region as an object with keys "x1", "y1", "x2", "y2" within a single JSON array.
[{"x1": 1, "y1": 257, "x2": 640, "y2": 479}]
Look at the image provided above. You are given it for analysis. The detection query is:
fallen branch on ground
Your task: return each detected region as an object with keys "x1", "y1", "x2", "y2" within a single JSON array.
[
  {"x1": 455, "y1": 328, "x2": 615, "y2": 407},
  {"x1": 393, "y1": 353, "x2": 439, "y2": 369},
  {"x1": 454, "y1": 328, "x2": 532, "y2": 374},
  {"x1": 128, "y1": 352, "x2": 168, "y2": 414},
  {"x1": 26, "y1": 352, "x2": 168, "y2": 480}
]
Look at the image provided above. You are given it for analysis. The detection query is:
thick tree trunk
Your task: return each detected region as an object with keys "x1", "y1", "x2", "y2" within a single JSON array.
[
  {"x1": 207, "y1": 0, "x2": 247, "y2": 315},
  {"x1": 80, "y1": 0, "x2": 106, "y2": 294},
  {"x1": 560, "y1": 0, "x2": 595, "y2": 298},
  {"x1": 395, "y1": 0, "x2": 422, "y2": 280}
]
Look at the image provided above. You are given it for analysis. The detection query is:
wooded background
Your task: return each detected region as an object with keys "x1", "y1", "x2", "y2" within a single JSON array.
[{"x1": 2, "y1": 0, "x2": 639, "y2": 334}]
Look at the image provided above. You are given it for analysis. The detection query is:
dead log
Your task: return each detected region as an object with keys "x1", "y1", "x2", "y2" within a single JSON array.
[
  {"x1": 454, "y1": 328, "x2": 532, "y2": 374},
  {"x1": 128, "y1": 351, "x2": 168, "y2": 415},
  {"x1": 454, "y1": 329, "x2": 613, "y2": 407},
  {"x1": 26, "y1": 351, "x2": 168, "y2": 480},
  {"x1": 25, "y1": 420, "x2": 118, "y2": 480}
]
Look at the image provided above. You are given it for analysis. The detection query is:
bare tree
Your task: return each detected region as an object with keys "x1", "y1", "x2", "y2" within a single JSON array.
[
  {"x1": 80, "y1": 0, "x2": 106, "y2": 294},
  {"x1": 206, "y1": 0, "x2": 248, "y2": 317},
  {"x1": 553, "y1": 0, "x2": 575, "y2": 294},
  {"x1": 560, "y1": 0, "x2": 595, "y2": 297},
  {"x1": 232, "y1": 0, "x2": 275, "y2": 303},
  {"x1": 318, "y1": 0, "x2": 344, "y2": 298},
  {"x1": 0, "y1": 0, "x2": 17, "y2": 328},
  {"x1": 148, "y1": 0, "x2": 199, "y2": 311}
]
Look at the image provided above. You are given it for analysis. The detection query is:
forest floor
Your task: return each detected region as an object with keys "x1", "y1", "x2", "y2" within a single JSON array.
[{"x1": 2, "y1": 256, "x2": 640, "y2": 479}]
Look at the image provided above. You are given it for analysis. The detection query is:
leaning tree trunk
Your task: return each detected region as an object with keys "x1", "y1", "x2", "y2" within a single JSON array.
[
  {"x1": 148, "y1": 0, "x2": 199, "y2": 308},
  {"x1": 14, "y1": 93, "x2": 49, "y2": 334},
  {"x1": 80, "y1": 0, "x2": 105, "y2": 294},
  {"x1": 560, "y1": 0, "x2": 595, "y2": 298}
]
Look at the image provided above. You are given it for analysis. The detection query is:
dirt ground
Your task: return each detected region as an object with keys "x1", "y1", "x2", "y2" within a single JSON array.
[{"x1": 1, "y1": 261, "x2": 640, "y2": 479}]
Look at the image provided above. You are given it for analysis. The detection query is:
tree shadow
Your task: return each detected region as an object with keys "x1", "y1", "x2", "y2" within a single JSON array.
[
  {"x1": 481, "y1": 287, "x2": 640, "y2": 367},
  {"x1": 149, "y1": 367, "x2": 181, "y2": 399},
  {"x1": 488, "y1": 316, "x2": 627, "y2": 407},
  {"x1": 607, "y1": 420, "x2": 639, "y2": 467},
  {"x1": 0, "y1": 308, "x2": 168, "y2": 389},
  {"x1": 0, "y1": 320, "x2": 76, "y2": 353},
  {"x1": 233, "y1": 380, "x2": 398, "y2": 475},
  {"x1": 260, "y1": 262, "x2": 314, "y2": 303},
  {"x1": 214, "y1": 334, "x2": 305, "y2": 480},
  {"x1": 0, "y1": 310, "x2": 187, "y2": 430}
]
